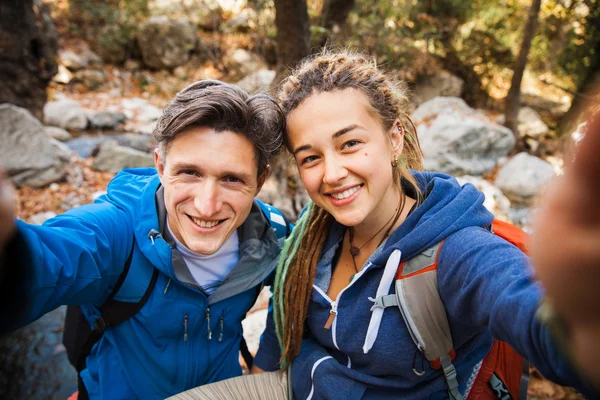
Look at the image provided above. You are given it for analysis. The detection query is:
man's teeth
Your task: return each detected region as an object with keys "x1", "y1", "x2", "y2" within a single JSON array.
[
  {"x1": 331, "y1": 186, "x2": 360, "y2": 200},
  {"x1": 191, "y1": 217, "x2": 220, "y2": 228}
]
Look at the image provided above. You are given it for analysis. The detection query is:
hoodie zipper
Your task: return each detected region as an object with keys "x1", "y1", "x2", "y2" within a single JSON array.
[{"x1": 313, "y1": 261, "x2": 374, "y2": 350}]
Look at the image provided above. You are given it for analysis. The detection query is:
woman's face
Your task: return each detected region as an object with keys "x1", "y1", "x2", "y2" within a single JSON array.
[{"x1": 287, "y1": 88, "x2": 403, "y2": 230}]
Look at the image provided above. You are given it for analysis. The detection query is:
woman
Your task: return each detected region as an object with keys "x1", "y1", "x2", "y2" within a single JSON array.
[{"x1": 171, "y1": 50, "x2": 597, "y2": 399}]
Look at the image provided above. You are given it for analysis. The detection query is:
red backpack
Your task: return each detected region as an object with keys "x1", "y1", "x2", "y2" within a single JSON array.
[{"x1": 370, "y1": 220, "x2": 529, "y2": 399}]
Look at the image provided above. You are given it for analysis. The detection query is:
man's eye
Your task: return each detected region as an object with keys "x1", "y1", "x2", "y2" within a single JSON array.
[
  {"x1": 180, "y1": 169, "x2": 198, "y2": 176},
  {"x1": 301, "y1": 155, "x2": 318, "y2": 165},
  {"x1": 225, "y1": 176, "x2": 241, "y2": 183}
]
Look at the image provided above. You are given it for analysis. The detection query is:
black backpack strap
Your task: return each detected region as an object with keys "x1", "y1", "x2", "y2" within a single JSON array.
[{"x1": 76, "y1": 241, "x2": 159, "y2": 372}]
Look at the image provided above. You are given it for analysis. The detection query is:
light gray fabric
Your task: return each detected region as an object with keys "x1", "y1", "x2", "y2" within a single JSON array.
[
  {"x1": 395, "y1": 268, "x2": 453, "y2": 360},
  {"x1": 167, "y1": 371, "x2": 289, "y2": 400},
  {"x1": 401, "y1": 245, "x2": 438, "y2": 276}
]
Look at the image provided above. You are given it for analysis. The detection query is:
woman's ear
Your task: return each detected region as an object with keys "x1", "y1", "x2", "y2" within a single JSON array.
[{"x1": 390, "y1": 119, "x2": 405, "y2": 155}]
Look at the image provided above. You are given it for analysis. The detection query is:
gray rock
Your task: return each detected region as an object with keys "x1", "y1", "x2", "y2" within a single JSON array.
[
  {"x1": 224, "y1": 8, "x2": 256, "y2": 32},
  {"x1": 89, "y1": 111, "x2": 127, "y2": 130},
  {"x1": 494, "y1": 152, "x2": 555, "y2": 202},
  {"x1": 66, "y1": 137, "x2": 108, "y2": 158},
  {"x1": 235, "y1": 69, "x2": 275, "y2": 93},
  {"x1": 74, "y1": 69, "x2": 106, "y2": 89},
  {"x1": 92, "y1": 140, "x2": 155, "y2": 173},
  {"x1": 226, "y1": 48, "x2": 267, "y2": 77},
  {"x1": 196, "y1": 0, "x2": 223, "y2": 31},
  {"x1": 121, "y1": 98, "x2": 163, "y2": 123},
  {"x1": 52, "y1": 65, "x2": 73, "y2": 84},
  {"x1": 28, "y1": 211, "x2": 57, "y2": 225},
  {"x1": 411, "y1": 97, "x2": 515, "y2": 175},
  {"x1": 137, "y1": 16, "x2": 197, "y2": 69},
  {"x1": 456, "y1": 175, "x2": 511, "y2": 221},
  {"x1": 114, "y1": 133, "x2": 157, "y2": 153},
  {"x1": 44, "y1": 126, "x2": 71, "y2": 142},
  {"x1": 58, "y1": 50, "x2": 87, "y2": 71},
  {"x1": 0, "y1": 104, "x2": 71, "y2": 187},
  {"x1": 495, "y1": 107, "x2": 549, "y2": 138},
  {"x1": 43, "y1": 98, "x2": 88, "y2": 131},
  {"x1": 413, "y1": 71, "x2": 464, "y2": 105}
]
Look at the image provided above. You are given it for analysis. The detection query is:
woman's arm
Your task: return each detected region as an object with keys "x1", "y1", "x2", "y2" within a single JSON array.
[{"x1": 531, "y1": 112, "x2": 600, "y2": 390}]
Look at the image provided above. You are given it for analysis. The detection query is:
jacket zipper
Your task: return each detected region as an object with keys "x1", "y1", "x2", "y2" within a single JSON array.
[
  {"x1": 313, "y1": 261, "x2": 374, "y2": 350},
  {"x1": 183, "y1": 314, "x2": 188, "y2": 342},
  {"x1": 218, "y1": 313, "x2": 225, "y2": 342},
  {"x1": 205, "y1": 308, "x2": 212, "y2": 340}
]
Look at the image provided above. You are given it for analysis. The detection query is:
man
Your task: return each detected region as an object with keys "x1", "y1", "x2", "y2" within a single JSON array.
[{"x1": 0, "y1": 80, "x2": 289, "y2": 399}]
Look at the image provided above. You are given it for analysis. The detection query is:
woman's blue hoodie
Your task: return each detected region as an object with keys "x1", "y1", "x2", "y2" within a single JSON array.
[{"x1": 255, "y1": 172, "x2": 592, "y2": 399}]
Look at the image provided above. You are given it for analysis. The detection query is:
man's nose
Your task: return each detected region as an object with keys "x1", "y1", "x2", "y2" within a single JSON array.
[
  {"x1": 323, "y1": 155, "x2": 348, "y2": 185},
  {"x1": 194, "y1": 181, "x2": 222, "y2": 216}
]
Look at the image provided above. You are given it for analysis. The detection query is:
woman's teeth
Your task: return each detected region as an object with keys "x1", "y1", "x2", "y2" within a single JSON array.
[{"x1": 331, "y1": 186, "x2": 360, "y2": 200}]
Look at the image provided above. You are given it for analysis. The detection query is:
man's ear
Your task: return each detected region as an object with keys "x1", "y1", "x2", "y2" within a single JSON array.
[
  {"x1": 255, "y1": 165, "x2": 271, "y2": 195},
  {"x1": 154, "y1": 149, "x2": 165, "y2": 180},
  {"x1": 390, "y1": 119, "x2": 405, "y2": 155}
]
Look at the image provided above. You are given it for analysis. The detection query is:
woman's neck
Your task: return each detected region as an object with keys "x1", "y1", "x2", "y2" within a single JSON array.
[{"x1": 350, "y1": 190, "x2": 415, "y2": 247}]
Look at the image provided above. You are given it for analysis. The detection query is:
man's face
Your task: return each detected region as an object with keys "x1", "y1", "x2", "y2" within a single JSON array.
[{"x1": 155, "y1": 127, "x2": 266, "y2": 255}]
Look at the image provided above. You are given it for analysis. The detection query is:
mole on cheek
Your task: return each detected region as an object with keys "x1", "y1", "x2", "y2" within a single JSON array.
[{"x1": 364, "y1": 152, "x2": 368, "y2": 156}]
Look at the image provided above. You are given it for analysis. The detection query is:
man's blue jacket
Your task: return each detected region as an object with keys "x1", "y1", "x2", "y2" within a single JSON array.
[{"x1": 0, "y1": 168, "x2": 284, "y2": 399}]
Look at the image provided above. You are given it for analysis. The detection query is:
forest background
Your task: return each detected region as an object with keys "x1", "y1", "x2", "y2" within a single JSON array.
[{"x1": 0, "y1": 0, "x2": 599, "y2": 398}]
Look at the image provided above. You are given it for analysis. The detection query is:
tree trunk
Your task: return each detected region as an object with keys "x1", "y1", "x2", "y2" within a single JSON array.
[
  {"x1": 504, "y1": 0, "x2": 542, "y2": 142},
  {"x1": 272, "y1": 0, "x2": 311, "y2": 90},
  {"x1": 321, "y1": 0, "x2": 355, "y2": 31},
  {"x1": 0, "y1": 0, "x2": 57, "y2": 121}
]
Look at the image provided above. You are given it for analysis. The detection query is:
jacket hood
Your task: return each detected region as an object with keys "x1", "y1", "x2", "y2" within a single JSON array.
[{"x1": 375, "y1": 171, "x2": 494, "y2": 264}]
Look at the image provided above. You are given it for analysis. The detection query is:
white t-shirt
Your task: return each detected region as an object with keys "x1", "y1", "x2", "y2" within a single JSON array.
[{"x1": 167, "y1": 221, "x2": 240, "y2": 294}]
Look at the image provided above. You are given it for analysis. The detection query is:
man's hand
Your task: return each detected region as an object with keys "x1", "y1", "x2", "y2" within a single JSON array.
[
  {"x1": 0, "y1": 172, "x2": 16, "y2": 252},
  {"x1": 531, "y1": 112, "x2": 600, "y2": 389}
]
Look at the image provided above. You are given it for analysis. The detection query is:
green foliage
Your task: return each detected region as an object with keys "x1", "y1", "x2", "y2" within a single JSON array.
[{"x1": 68, "y1": 0, "x2": 149, "y2": 63}]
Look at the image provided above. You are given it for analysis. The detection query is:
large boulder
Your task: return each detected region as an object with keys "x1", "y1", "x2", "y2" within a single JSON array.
[
  {"x1": 89, "y1": 111, "x2": 127, "y2": 130},
  {"x1": 494, "y1": 152, "x2": 555, "y2": 203},
  {"x1": 0, "y1": 104, "x2": 71, "y2": 187},
  {"x1": 411, "y1": 97, "x2": 515, "y2": 175},
  {"x1": 235, "y1": 69, "x2": 275, "y2": 93},
  {"x1": 44, "y1": 126, "x2": 71, "y2": 142},
  {"x1": 92, "y1": 140, "x2": 155, "y2": 173},
  {"x1": 412, "y1": 71, "x2": 464, "y2": 105},
  {"x1": 495, "y1": 106, "x2": 549, "y2": 138},
  {"x1": 43, "y1": 98, "x2": 88, "y2": 131},
  {"x1": 137, "y1": 16, "x2": 197, "y2": 70}
]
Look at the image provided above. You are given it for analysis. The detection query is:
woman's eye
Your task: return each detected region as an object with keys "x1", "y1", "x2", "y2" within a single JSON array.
[{"x1": 342, "y1": 140, "x2": 360, "y2": 149}]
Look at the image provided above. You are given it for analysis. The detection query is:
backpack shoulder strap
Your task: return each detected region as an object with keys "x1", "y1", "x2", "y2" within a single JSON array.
[
  {"x1": 77, "y1": 240, "x2": 159, "y2": 371},
  {"x1": 393, "y1": 241, "x2": 463, "y2": 400},
  {"x1": 255, "y1": 199, "x2": 293, "y2": 239}
]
